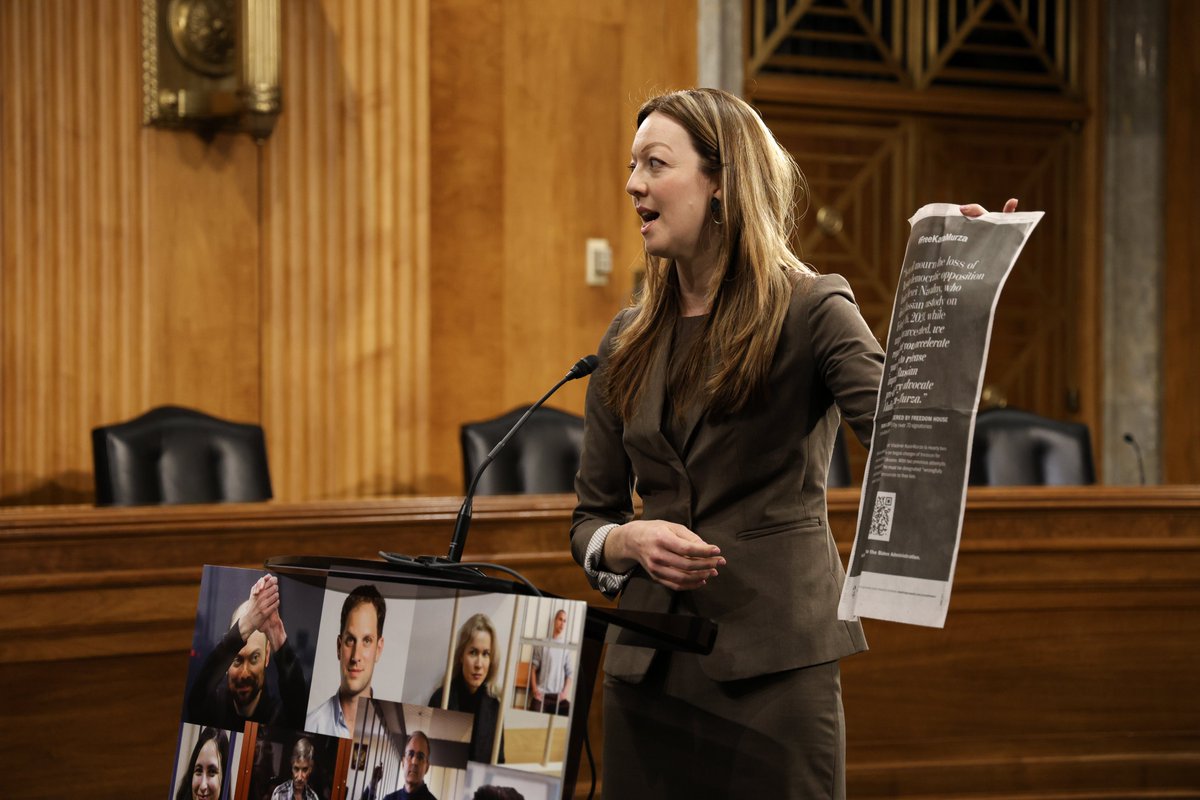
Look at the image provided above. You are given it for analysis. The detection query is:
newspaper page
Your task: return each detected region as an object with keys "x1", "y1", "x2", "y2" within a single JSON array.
[{"x1": 838, "y1": 203, "x2": 1043, "y2": 628}]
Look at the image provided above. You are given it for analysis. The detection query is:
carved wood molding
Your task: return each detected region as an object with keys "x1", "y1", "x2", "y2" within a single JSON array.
[
  {"x1": 747, "y1": 0, "x2": 1082, "y2": 103},
  {"x1": 2, "y1": 488, "x2": 1198, "y2": 663}
]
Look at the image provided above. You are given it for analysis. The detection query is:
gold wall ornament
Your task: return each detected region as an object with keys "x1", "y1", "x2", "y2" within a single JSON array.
[
  {"x1": 168, "y1": 0, "x2": 236, "y2": 77},
  {"x1": 981, "y1": 384, "x2": 1009, "y2": 409},
  {"x1": 816, "y1": 206, "x2": 844, "y2": 236},
  {"x1": 142, "y1": 0, "x2": 281, "y2": 141}
]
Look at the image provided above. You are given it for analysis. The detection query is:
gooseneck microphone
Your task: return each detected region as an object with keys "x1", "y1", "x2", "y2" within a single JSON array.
[
  {"x1": 445, "y1": 354, "x2": 599, "y2": 563},
  {"x1": 1122, "y1": 432, "x2": 1146, "y2": 486}
]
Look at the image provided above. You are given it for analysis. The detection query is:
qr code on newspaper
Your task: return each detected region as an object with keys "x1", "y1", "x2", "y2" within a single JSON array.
[{"x1": 867, "y1": 491, "x2": 896, "y2": 542}]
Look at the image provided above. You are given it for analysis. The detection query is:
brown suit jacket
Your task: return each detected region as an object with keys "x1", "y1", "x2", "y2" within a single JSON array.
[{"x1": 571, "y1": 273, "x2": 885, "y2": 683}]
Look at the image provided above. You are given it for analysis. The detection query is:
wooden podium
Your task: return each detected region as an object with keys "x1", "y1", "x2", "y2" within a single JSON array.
[{"x1": 259, "y1": 554, "x2": 716, "y2": 799}]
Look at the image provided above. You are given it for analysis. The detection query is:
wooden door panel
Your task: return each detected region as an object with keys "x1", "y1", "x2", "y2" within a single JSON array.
[{"x1": 762, "y1": 108, "x2": 1083, "y2": 480}]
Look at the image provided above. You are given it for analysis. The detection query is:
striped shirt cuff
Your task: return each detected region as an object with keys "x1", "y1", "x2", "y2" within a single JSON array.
[{"x1": 583, "y1": 523, "x2": 631, "y2": 598}]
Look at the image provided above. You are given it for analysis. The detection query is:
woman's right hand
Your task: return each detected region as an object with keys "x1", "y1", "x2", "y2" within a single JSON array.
[{"x1": 604, "y1": 520, "x2": 726, "y2": 591}]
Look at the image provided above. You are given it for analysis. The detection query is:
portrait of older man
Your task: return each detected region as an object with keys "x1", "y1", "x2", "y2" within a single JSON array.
[
  {"x1": 270, "y1": 737, "x2": 322, "y2": 800},
  {"x1": 362, "y1": 731, "x2": 436, "y2": 800}
]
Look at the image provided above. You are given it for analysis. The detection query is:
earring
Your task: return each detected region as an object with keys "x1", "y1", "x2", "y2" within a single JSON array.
[{"x1": 710, "y1": 196, "x2": 724, "y2": 226}]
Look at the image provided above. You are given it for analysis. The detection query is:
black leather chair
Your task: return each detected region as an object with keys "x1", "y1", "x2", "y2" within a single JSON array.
[
  {"x1": 968, "y1": 407, "x2": 1096, "y2": 486},
  {"x1": 460, "y1": 405, "x2": 585, "y2": 495},
  {"x1": 827, "y1": 426, "x2": 852, "y2": 488},
  {"x1": 91, "y1": 405, "x2": 273, "y2": 506}
]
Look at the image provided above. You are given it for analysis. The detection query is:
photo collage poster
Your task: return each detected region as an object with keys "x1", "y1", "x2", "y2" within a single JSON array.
[{"x1": 170, "y1": 565, "x2": 585, "y2": 800}]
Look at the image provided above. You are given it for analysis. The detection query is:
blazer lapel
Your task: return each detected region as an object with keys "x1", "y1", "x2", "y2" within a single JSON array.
[
  {"x1": 628, "y1": 322, "x2": 714, "y2": 465},
  {"x1": 675, "y1": 391, "x2": 707, "y2": 460},
  {"x1": 674, "y1": 327, "x2": 718, "y2": 460},
  {"x1": 628, "y1": 328, "x2": 684, "y2": 469}
]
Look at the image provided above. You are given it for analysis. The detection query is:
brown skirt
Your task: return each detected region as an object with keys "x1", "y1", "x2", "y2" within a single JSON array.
[{"x1": 601, "y1": 652, "x2": 845, "y2": 800}]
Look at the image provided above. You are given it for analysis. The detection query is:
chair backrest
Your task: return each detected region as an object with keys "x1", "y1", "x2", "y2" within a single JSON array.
[
  {"x1": 460, "y1": 405, "x2": 585, "y2": 495},
  {"x1": 91, "y1": 405, "x2": 273, "y2": 506},
  {"x1": 827, "y1": 426, "x2": 852, "y2": 488},
  {"x1": 968, "y1": 408, "x2": 1095, "y2": 486}
]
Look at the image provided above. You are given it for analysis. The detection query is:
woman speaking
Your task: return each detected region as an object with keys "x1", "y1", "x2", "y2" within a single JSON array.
[{"x1": 571, "y1": 87, "x2": 1012, "y2": 798}]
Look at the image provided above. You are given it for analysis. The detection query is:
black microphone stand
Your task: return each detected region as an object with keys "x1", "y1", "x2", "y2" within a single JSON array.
[
  {"x1": 378, "y1": 355, "x2": 598, "y2": 574},
  {"x1": 446, "y1": 354, "x2": 598, "y2": 562},
  {"x1": 1123, "y1": 432, "x2": 1146, "y2": 486}
]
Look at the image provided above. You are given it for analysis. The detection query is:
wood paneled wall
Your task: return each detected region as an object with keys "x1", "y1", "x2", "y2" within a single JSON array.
[
  {"x1": 0, "y1": 1, "x2": 290, "y2": 503},
  {"x1": 426, "y1": 0, "x2": 697, "y2": 495},
  {"x1": 6, "y1": 1, "x2": 1188, "y2": 500},
  {"x1": 0, "y1": 0, "x2": 696, "y2": 504},
  {"x1": 1164, "y1": 0, "x2": 1200, "y2": 484},
  {"x1": 747, "y1": 1, "x2": 1105, "y2": 488},
  {"x1": 262, "y1": 0, "x2": 430, "y2": 500},
  {"x1": 1, "y1": 1, "x2": 278, "y2": 503}
]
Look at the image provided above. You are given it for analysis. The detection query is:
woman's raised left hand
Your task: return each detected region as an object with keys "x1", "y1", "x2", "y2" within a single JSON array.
[{"x1": 960, "y1": 198, "x2": 1019, "y2": 217}]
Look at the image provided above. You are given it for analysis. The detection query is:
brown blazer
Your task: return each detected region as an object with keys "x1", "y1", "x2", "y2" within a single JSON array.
[{"x1": 571, "y1": 273, "x2": 885, "y2": 683}]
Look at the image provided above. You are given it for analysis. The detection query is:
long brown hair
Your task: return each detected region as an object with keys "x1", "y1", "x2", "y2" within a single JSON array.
[{"x1": 605, "y1": 88, "x2": 813, "y2": 420}]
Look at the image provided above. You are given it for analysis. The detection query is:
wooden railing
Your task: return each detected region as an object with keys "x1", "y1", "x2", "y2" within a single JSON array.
[{"x1": 2, "y1": 487, "x2": 1198, "y2": 798}]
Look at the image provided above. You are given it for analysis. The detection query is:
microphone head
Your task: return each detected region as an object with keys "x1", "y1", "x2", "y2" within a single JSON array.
[
  {"x1": 566, "y1": 354, "x2": 600, "y2": 380},
  {"x1": 1123, "y1": 433, "x2": 1135, "y2": 444}
]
